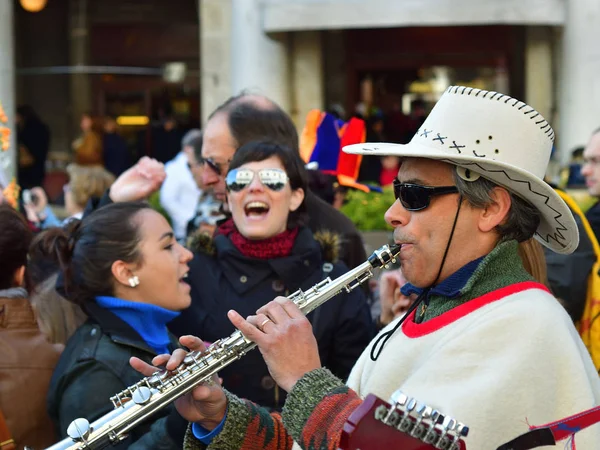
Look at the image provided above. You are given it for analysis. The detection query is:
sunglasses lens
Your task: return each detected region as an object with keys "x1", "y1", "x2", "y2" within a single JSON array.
[
  {"x1": 225, "y1": 169, "x2": 254, "y2": 192},
  {"x1": 394, "y1": 183, "x2": 428, "y2": 211},
  {"x1": 257, "y1": 169, "x2": 288, "y2": 191}
]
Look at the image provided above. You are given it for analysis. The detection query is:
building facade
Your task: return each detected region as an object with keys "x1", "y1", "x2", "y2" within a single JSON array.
[{"x1": 1, "y1": 0, "x2": 600, "y2": 187}]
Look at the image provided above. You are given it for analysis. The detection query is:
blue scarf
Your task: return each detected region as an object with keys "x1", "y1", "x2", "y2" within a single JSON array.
[{"x1": 95, "y1": 296, "x2": 180, "y2": 355}]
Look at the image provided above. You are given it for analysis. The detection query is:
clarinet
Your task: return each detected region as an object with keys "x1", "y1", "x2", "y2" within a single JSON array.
[{"x1": 38, "y1": 244, "x2": 401, "y2": 450}]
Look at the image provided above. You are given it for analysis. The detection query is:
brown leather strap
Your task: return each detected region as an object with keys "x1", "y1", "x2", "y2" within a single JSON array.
[{"x1": 0, "y1": 408, "x2": 15, "y2": 450}]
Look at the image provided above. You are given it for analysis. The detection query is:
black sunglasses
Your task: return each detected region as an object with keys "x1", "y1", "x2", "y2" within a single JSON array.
[
  {"x1": 393, "y1": 180, "x2": 459, "y2": 211},
  {"x1": 198, "y1": 155, "x2": 230, "y2": 176}
]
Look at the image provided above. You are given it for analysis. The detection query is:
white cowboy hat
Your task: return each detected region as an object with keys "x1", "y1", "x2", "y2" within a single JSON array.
[{"x1": 343, "y1": 85, "x2": 578, "y2": 254}]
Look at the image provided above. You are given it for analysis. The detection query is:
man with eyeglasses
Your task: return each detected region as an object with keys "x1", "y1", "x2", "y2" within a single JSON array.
[
  {"x1": 581, "y1": 128, "x2": 600, "y2": 239},
  {"x1": 132, "y1": 87, "x2": 600, "y2": 449}
]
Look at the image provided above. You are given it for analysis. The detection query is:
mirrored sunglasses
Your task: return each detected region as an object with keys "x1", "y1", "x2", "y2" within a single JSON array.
[
  {"x1": 393, "y1": 180, "x2": 459, "y2": 211},
  {"x1": 226, "y1": 168, "x2": 289, "y2": 192}
]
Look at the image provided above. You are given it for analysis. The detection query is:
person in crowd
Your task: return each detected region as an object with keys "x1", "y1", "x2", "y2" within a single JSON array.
[
  {"x1": 63, "y1": 163, "x2": 115, "y2": 223},
  {"x1": 21, "y1": 186, "x2": 63, "y2": 229},
  {"x1": 72, "y1": 112, "x2": 103, "y2": 166},
  {"x1": 76, "y1": 94, "x2": 368, "y2": 270},
  {"x1": 372, "y1": 267, "x2": 417, "y2": 329},
  {"x1": 197, "y1": 93, "x2": 367, "y2": 269},
  {"x1": 0, "y1": 204, "x2": 62, "y2": 449},
  {"x1": 16, "y1": 105, "x2": 51, "y2": 189},
  {"x1": 159, "y1": 129, "x2": 204, "y2": 242},
  {"x1": 133, "y1": 86, "x2": 600, "y2": 449},
  {"x1": 168, "y1": 141, "x2": 373, "y2": 410},
  {"x1": 150, "y1": 115, "x2": 183, "y2": 164},
  {"x1": 102, "y1": 115, "x2": 130, "y2": 177},
  {"x1": 42, "y1": 202, "x2": 192, "y2": 448},
  {"x1": 581, "y1": 128, "x2": 600, "y2": 238}
]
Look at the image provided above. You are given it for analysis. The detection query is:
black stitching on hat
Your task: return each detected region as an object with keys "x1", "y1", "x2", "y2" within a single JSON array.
[
  {"x1": 518, "y1": 104, "x2": 527, "y2": 110},
  {"x1": 490, "y1": 92, "x2": 498, "y2": 99},
  {"x1": 541, "y1": 123, "x2": 550, "y2": 130},
  {"x1": 536, "y1": 119, "x2": 545, "y2": 125},
  {"x1": 468, "y1": 87, "x2": 474, "y2": 95},
  {"x1": 482, "y1": 91, "x2": 490, "y2": 98},
  {"x1": 505, "y1": 97, "x2": 512, "y2": 104},
  {"x1": 530, "y1": 113, "x2": 539, "y2": 120},
  {"x1": 450, "y1": 141, "x2": 465, "y2": 153},
  {"x1": 473, "y1": 150, "x2": 486, "y2": 158},
  {"x1": 475, "y1": 90, "x2": 481, "y2": 97},
  {"x1": 524, "y1": 109, "x2": 535, "y2": 115},
  {"x1": 461, "y1": 86, "x2": 468, "y2": 94},
  {"x1": 497, "y1": 94, "x2": 505, "y2": 101},
  {"x1": 420, "y1": 129, "x2": 432, "y2": 138},
  {"x1": 433, "y1": 133, "x2": 447, "y2": 144},
  {"x1": 438, "y1": 158, "x2": 568, "y2": 248}
]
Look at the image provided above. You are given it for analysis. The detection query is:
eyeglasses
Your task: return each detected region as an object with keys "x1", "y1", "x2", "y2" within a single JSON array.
[
  {"x1": 393, "y1": 180, "x2": 459, "y2": 211},
  {"x1": 198, "y1": 155, "x2": 230, "y2": 176},
  {"x1": 226, "y1": 168, "x2": 289, "y2": 192}
]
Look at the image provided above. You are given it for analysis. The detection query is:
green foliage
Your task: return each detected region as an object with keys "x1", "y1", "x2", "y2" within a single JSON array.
[
  {"x1": 147, "y1": 191, "x2": 172, "y2": 226},
  {"x1": 340, "y1": 186, "x2": 395, "y2": 231}
]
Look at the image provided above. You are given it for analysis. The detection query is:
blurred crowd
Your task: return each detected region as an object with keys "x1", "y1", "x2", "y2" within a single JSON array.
[{"x1": 0, "y1": 91, "x2": 599, "y2": 449}]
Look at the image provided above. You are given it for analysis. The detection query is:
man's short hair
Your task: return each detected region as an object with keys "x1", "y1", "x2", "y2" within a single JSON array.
[
  {"x1": 453, "y1": 172, "x2": 541, "y2": 243},
  {"x1": 181, "y1": 128, "x2": 202, "y2": 149},
  {"x1": 209, "y1": 93, "x2": 299, "y2": 152}
]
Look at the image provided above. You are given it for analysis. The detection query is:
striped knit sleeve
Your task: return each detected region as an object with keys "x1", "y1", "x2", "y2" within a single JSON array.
[
  {"x1": 183, "y1": 369, "x2": 360, "y2": 450},
  {"x1": 283, "y1": 368, "x2": 362, "y2": 450}
]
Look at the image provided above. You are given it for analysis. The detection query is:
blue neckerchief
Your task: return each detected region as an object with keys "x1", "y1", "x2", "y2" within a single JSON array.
[
  {"x1": 400, "y1": 256, "x2": 485, "y2": 300},
  {"x1": 95, "y1": 296, "x2": 180, "y2": 355}
]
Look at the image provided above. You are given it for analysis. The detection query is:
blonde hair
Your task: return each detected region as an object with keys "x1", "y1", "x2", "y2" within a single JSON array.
[
  {"x1": 29, "y1": 273, "x2": 87, "y2": 345},
  {"x1": 67, "y1": 164, "x2": 115, "y2": 208},
  {"x1": 518, "y1": 238, "x2": 550, "y2": 288}
]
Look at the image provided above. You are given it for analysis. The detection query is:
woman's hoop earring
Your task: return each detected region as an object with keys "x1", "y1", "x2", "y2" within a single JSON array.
[{"x1": 128, "y1": 276, "x2": 140, "y2": 288}]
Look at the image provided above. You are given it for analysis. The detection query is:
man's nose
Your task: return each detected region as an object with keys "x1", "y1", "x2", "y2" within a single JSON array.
[
  {"x1": 202, "y1": 167, "x2": 220, "y2": 186},
  {"x1": 384, "y1": 199, "x2": 409, "y2": 228}
]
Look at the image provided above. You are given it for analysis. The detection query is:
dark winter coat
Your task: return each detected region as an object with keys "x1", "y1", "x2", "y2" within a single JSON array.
[{"x1": 167, "y1": 227, "x2": 375, "y2": 410}]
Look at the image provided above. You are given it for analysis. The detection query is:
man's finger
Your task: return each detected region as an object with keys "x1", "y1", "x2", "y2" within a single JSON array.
[
  {"x1": 273, "y1": 297, "x2": 304, "y2": 319},
  {"x1": 257, "y1": 302, "x2": 289, "y2": 324},
  {"x1": 179, "y1": 335, "x2": 208, "y2": 352},
  {"x1": 130, "y1": 357, "x2": 158, "y2": 377},
  {"x1": 228, "y1": 310, "x2": 266, "y2": 343},
  {"x1": 166, "y1": 348, "x2": 191, "y2": 370}
]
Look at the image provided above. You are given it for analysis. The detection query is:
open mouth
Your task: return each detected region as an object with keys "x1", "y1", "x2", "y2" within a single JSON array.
[
  {"x1": 179, "y1": 272, "x2": 189, "y2": 285},
  {"x1": 244, "y1": 201, "x2": 270, "y2": 219}
]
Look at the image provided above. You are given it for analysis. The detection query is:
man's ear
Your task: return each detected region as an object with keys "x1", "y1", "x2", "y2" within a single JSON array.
[
  {"x1": 111, "y1": 260, "x2": 135, "y2": 288},
  {"x1": 289, "y1": 188, "x2": 305, "y2": 212},
  {"x1": 13, "y1": 266, "x2": 26, "y2": 287},
  {"x1": 478, "y1": 186, "x2": 512, "y2": 232}
]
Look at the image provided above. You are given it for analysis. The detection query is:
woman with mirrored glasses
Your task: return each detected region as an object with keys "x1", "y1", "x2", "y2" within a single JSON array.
[{"x1": 168, "y1": 141, "x2": 374, "y2": 411}]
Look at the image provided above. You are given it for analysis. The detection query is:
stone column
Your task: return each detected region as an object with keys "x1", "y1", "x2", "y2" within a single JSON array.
[
  {"x1": 200, "y1": 0, "x2": 233, "y2": 124},
  {"x1": 230, "y1": 0, "x2": 291, "y2": 112},
  {"x1": 525, "y1": 27, "x2": 554, "y2": 124},
  {"x1": 290, "y1": 31, "x2": 324, "y2": 128},
  {"x1": 558, "y1": 0, "x2": 600, "y2": 165},
  {"x1": 0, "y1": 0, "x2": 16, "y2": 188}
]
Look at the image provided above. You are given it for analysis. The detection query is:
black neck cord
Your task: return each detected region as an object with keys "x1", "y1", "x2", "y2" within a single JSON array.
[{"x1": 370, "y1": 196, "x2": 463, "y2": 361}]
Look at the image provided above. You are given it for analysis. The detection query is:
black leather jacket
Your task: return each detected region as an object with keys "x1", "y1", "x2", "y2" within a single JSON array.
[{"x1": 47, "y1": 301, "x2": 188, "y2": 449}]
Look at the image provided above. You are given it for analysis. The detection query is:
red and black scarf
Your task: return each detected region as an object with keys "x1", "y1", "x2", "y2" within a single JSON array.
[{"x1": 216, "y1": 218, "x2": 298, "y2": 259}]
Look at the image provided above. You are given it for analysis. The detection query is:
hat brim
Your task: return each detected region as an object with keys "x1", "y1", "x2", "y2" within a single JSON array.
[{"x1": 344, "y1": 142, "x2": 579, "y2": 254}]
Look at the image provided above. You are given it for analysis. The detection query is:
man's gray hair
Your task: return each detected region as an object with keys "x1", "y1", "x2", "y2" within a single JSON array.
[
  {"x1": 452, "y1": 171, "x2": 541, "y2": 243},
  {"x1": 181, "y1": 128, "x2": 202, "y2": 148}
]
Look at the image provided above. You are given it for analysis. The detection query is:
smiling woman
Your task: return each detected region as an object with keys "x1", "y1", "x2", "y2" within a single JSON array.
[
  {"x1": 36, "y1": 202, "x2": 192, "y2": 449},
  {"x1": 168, "y1": 141, "x2": 374, "y2": 411}
]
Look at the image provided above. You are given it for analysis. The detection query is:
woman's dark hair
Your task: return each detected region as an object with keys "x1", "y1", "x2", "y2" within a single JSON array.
[
  {"x1": 35, "y1": 202, "x2": 153, "y2": 305},
  {"x1": 0, "y1": 205, "x2": 33, "y2": 290},
  {"x1": 228, "y1": 141, "x2": 308, "y2": 229}
]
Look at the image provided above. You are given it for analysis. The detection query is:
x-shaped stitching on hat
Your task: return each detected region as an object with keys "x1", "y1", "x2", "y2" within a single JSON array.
[
  {"x1": 433, "y1": 133, "x2": 447, "y2": 145},
  {"x1": 449, "y1": 141, "x2": 465, "y2": 154},
  {"x1": 420, "y1": 129, "x2": 432, "y2": 138}
]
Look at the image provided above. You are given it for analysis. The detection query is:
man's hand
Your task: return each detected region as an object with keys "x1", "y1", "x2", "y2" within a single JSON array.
[
  {"x1": 228, "y1": 297, "x2": 321, "y2": 393},
  {"x1": 109, "y1": 157, "x2": 166, "y2": 203},
  {"x1": 130, "y1": 335, "x2": 227, "y2": 430},
  {"x1": 379, "y1": 269, "x2": 408, "y2": 326}
]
